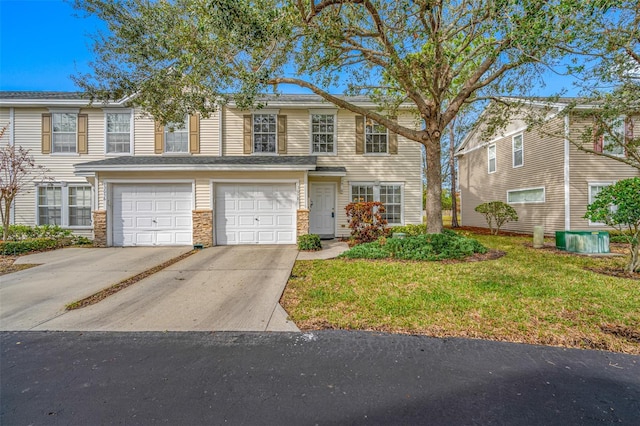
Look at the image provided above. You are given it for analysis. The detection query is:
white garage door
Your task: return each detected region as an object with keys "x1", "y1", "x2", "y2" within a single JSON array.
[
  {"x1": 113, "y1": 184, "x2": 193, "y2": 246},
  {"x1": 215, "y1": 183, "x2": 297, "y2": 245}
]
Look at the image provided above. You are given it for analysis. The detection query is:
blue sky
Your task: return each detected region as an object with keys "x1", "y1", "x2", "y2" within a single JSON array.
[{"x1": 0, "y1": 0, "x2": 580, "y2": 95}]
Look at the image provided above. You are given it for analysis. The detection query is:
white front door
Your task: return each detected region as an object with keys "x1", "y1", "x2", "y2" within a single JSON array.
[
  {"x1": 112, "y1": 184, "x2": 193, "y2": 246},
  {"x1": 309, "y1": 183, "x2": 335, "y2": 238},
  {"x1": 215, "y1": 183, "x2": 297, "y2": 245}
]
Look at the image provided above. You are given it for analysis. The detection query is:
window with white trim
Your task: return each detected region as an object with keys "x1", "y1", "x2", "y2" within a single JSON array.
[
  {"x1": 588, "y1": 183, "x2": 613, "y2": 226},
  {"x1": 52, "y1": 113, "x2": 77, "y2": 153},
  {"x1": 68, "y1": 186, "x2": 92, "y2": 226},
  {"x1": 253, "y1": 113, "x2": 277, "y2": 153},
  {"x1": 512, "y1": 134, "x2": 523, "y2": 167},
  {"x1": 350, "y1": 182, "x2": 404, "y2": 225},
  {"x1": 488, "y1": 144, "x2": 496, "y2": 173},
  {"x1": 311, "y1": 113, "x2": 336, "y2": 154},
  {"x1": 379, "y1": 184, "x2": 402, "y2": 225},
  {"x1": 603, "y1": 120, "x2": 625, "y2": 157},
  {"x1": 165, "y1": 116, "x2": 189, "y2": 153},
  {"x1": 38, "y1": 186, "x2": 62, "y2": 225},
  {"x1": 106, "y1": 112, "x2": 132, "y2": 154},
  {"x1": 37, "y1": 184, "x2": 92, "y2": 228},
  {"x1": 365, "y1": 118, "x2": 388, "y2": 153},
  {"x1": 351, "y1": 184, "x2": 374, "y2": 202},
  {"x1": 507, "y1": 187, "x2": 545, "y2": 204}
]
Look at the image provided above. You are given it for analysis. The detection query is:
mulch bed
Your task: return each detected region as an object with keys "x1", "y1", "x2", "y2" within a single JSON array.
[{"x1": 65, "y1": 250, "x2": 197, "y2": 310}]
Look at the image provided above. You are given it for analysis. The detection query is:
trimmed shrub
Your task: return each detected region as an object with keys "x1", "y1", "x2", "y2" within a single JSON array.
[
  {"x1": 0, "y1": 224, "x2": 72, "y2": 241},
  {"x1": 339, "y1": 230, "x2": 487, "y2": 261},
  {"x1": 338, "y1": 240, "x2": 389, "y2": 259},
  {"x1": 475, "y1": 201, "x2": 518, "y2": 235},
  {"x1": 298, "y1": 234, "x2": 322, "y2": 251},
  {"x1": 0, "y1": 238, "x2": 62, "y2": 255},
  {"x1": 389, "y1": 224, "x2": 427, "y2": 236}
]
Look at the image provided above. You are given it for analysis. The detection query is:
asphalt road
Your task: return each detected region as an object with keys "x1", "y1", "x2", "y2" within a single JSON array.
[{"x1": 1, "y1": 331, "x2": 638, "y2": 425}]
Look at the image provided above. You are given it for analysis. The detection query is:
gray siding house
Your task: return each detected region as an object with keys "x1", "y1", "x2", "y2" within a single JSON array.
[{"x1": 456, "y1": 100, "x2": 639, "y2": 234}]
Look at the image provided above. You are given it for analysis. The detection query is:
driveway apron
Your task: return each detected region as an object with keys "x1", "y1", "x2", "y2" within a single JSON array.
[
  {"x1": 32, "y1": 246, "x2": 299, "y2": 332},
  {"x1": 0, "y1": 247, "x2": 192, "y2": 330}
]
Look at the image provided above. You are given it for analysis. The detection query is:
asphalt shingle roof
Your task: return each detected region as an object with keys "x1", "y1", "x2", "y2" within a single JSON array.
[{"x1": 76, "y1": 155, "x2": 318, "y2": 168}]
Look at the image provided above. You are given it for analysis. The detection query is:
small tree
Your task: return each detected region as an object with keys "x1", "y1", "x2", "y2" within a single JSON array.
[
  {"x1": 345, "y1": 202, "x2": 387, "y2": 245},
  {"x1": 584, "y1": 177, "x2": 640, "y2": 274},
  {"x1": 0, "y1": 125, "x2": 49, "y2": 240},
  {"x1": 474, "y1": 201, "x2": 518, "y2": 235}
]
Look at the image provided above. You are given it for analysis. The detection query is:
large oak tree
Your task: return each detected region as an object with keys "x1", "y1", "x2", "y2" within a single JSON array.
[{"x1": 74, "y1": 0, "x2": 586, "y2": 233}]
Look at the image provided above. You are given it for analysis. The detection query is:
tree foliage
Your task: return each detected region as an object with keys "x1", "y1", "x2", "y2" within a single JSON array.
[
  {"x1": 474, "y1": 201, "x2": 518, "y2": 235},
  {"x1": 584, "y1": 177, "x2": 640, "y2": 273},
  {"x1": 0, "y1": 125, "x2": 50, "y2": 241},
  {"x1": 560, "y1": 0, "x2": 640, "y2": 169},
  {"x1": 74, "y1": 0, "x2": 588, "y2": 233}
]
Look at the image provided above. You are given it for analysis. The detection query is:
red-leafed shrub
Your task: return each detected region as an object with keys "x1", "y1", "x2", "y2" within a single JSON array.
[{"x1": 345, "y1": 202, "x2": 388, "y2": 244}]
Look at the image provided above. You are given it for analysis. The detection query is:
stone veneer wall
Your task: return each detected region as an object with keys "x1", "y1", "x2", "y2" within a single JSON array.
[
  {"x1": 92, "y1": 210, "x2": 107, "y2": 247},
  {"x1": 193, "y1": 209, "x2": 213, "y2": 247},
  {"x1": 296, "y1": 209, "x2": 309, "y2": 236}
]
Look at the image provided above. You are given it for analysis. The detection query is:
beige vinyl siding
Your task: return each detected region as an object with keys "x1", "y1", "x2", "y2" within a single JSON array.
[
  {"x1": 318, "y1": 110, "x2": 423, "y2": 237},
  {"x1": 7, "y1": 107, "x2": 106, "y2": 236},
  {"x1": 568, "y1": 115, "x2": 639, "y2": 230},
  {"x1": 460, "y1": 115, "x2": 566, "y2": 234},
  {"x1": 96, "y1": 171, "x2": 306, "y2": 211}
]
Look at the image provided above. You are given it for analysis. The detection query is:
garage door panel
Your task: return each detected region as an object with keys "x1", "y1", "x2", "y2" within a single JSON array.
[
  {"x1": 276, "y1": 215, "x2": 293, "y2": 226},
  {"x1": 215, "y1": 183, "x2": 296, "y2": 245},
  {"x1": 113, "y1": 184, "x2": 192, "y2": 246}
]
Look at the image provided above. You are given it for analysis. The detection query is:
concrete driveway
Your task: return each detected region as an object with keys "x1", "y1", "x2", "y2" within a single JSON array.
[
  {"x1": 0, "y1": 247, "x2": 192, "y2": 330},
  {"x1": 22, "y1": 245, "x2": 299, "y2": 332}
]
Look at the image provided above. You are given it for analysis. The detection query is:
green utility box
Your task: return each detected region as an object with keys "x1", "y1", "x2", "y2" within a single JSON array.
[{"x1": 555, "y1": 230, "x2": 610, "y2": 254}]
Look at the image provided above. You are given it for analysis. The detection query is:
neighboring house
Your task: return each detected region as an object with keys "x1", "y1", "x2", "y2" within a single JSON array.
[
  {"x1": 0, "y1": 92, "x2": 422, "y2": 247},
  {"x1": 456, "y1": 99, "x2": 639, "y2": 234}
]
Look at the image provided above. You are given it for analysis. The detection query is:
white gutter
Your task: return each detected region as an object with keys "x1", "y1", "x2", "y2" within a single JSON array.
[
  {"x1": 563, "y1": 111, "x2": 571, "y2": 230},
  {"x1": 308, "y1": 171, "x2": 347, "y2": 177},
  {"x1": 74, "y1": 164, "x2": 317, "y2": 175},
  {"x1": 0, "y1": 99, "x2": 123, "y2": 108},
  {"x1": 218, "y1": 105, "x2": 223, "y2": 157}
]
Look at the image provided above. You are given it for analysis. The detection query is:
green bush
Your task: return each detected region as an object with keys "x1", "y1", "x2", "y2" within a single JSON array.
[
  {"x1": 339, "y1": 230, "x2": 487, "y2": 261},
  {"x1": 338, "y1": 241, "x2": 390, "y2": 259},
  {"x1": 298, "y1": 234, "x2": 322, "y2": 251},
  {"x1": 0, "y1": 238, "x2": 62, "y2": 255},
  {"x1": 475, "y1": 201, "x2": 518, "y2": 235},
  {"x1": 389, "y1": 224, "x2": 427, "y2": 236},
  {"x1": 0, "y1": 224, "x2": 72, "y2": 241}
]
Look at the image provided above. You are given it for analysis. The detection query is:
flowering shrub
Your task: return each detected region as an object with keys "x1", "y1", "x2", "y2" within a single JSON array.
[{"x1": 345, "y1": 201, "x2": 388, "y2": 244}]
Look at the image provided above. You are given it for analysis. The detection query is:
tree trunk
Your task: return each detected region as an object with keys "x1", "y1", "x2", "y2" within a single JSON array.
[
  {"x1": 1, "y1": 198, "x2": 11, "y2": 241},
  {"x1": 424, "y1": 136, "x2": 443, "y2": 234},
  {"x1": 629, "y1": 242, "x2": 640, "y2": 274},
  {"x1": 449, "y1": 121, "x2": 459, "y2": 228}
]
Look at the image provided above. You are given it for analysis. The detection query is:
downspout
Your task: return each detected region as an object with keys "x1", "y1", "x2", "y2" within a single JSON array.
[
  {"x1": 9, "y1": 107, "x2": 15, "y2": 224},
  {"x1": 563, "y1": 111, "x2": 571, "y2": 230},
  {"x1": 218, "y1": 104, "x2": 223, "y2": 157}
]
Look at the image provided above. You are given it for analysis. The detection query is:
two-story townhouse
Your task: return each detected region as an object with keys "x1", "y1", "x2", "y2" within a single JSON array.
[
  {"x1": 456, "y1": 99, "x2": 639, "y2": 234},
  {"x1": 0, "y1": 92, "x2": 423, "y2": 247}
]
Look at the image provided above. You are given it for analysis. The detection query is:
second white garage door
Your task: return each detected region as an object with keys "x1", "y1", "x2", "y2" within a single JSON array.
[
  {"x1": 215, "y1": 183, "x2": 297, "y2": 245},
  {"x1": 112, "y1": 184, "x2": 193, "y2": 246}
]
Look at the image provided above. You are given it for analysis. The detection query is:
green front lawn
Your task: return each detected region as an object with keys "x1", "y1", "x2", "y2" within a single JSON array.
[{"x1": 282, "y1": 232, "x2": 640, "y2": 354}]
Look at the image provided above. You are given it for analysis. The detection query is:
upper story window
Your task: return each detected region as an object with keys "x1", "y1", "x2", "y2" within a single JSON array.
[
  {"x1": 594, "y1": 117, "x2": 626, "y2": 157},
  {"x1": 512, "y1": 134, "x2": 523, "y2": 167},
  {"x1": 488, "y1": 143, "x2": 496, "y2": 173},
  {"x1": 365, "y1": 118, "x2": 388, "y2": 154},
  {"x1": 52, "y1": 113, "x2": 77, "y2": 153},
  {"x1": 253, "y1": 113, "x2": 277, "y2": 153},
  {"x1": 106, "y1": 111, "x2": 132, "y2": 154},
  {"x1": 311, "y1": 113, "x2": 336, "y2": 154},
  {"x1": 165, "y1": 116, "x2": 189, "y2": 153}
]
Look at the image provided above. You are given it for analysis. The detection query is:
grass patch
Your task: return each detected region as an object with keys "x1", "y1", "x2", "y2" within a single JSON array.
[{"x1": 282, "y1": 232, "x2": 640, "y2": 354}]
